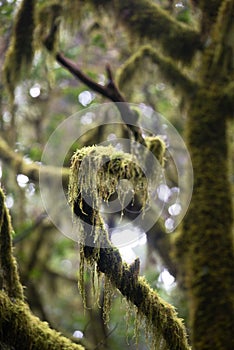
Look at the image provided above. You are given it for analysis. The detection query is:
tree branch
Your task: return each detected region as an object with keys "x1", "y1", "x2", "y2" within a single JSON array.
[
  {"x1": 87, "y1": 0, "x2": 202, "y2": 63},
  {"x1": 56, "y1": 53, "x2": 125, "y2": 103},
  {"x1": 0, "y1": 136, "x2": 69, "y2": 184},
  {"x1": 117, "y1": 45, "x2": 198, "y2": 98},
  {"x1": 72, "y1": 196, "x2": 190, "y2": 350},
  {"x1": 0, "y1": 189, "x2": 24, "y2": 300},
  {"x1": 55, "y1": 52, "x2": 146, "y2": 145},
  {"x1": 0, "y1": 291, "x2": 85, "y2": 350},
  {"x1": 83, "y1": 240, "x2": 190, "y2": 350},
  {"x1": 0, "y1": 187, "x2": 85, "y2": 349}
]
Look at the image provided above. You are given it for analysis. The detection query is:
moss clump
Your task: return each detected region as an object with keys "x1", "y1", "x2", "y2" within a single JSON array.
[
  {"x1": 145, "y1": 135, "x2": 166, "y2": 166},
  {"x1": 69, "y1": 145, "x2": 148, "y2": 222},
  {"x1": 3, "y1": 0, "x2": 35, "y2": 99}
]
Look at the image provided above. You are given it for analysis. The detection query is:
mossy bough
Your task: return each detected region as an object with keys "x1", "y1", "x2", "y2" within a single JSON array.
[
  {"x1": 68, "y1": 143, "x2": 191, "y2": 349},
  {"x1": 0, "y1": 291, "x2": 84, "y2": 350},
  {"x1": 0, "y1": 188, "x2": 85, "y2": 349},
  {"x1": 84, "y1": 0, "x2": 201, "y2": 63},
  {"x1": 117, "y1": 45, "x2": 198, "y2": 98}
]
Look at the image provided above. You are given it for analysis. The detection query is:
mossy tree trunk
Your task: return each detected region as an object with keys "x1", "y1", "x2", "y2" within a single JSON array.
[
  {"x1": 176, "y1": 89, "x2": 234, "y2": 349},
  {"x1": 175, "y1": 2, "x2": 234, "y2": 348}
]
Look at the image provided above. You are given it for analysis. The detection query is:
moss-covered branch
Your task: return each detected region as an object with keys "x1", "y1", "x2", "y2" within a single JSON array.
[
  {"x1": 85, "y1": 0, "x2": 202, "y2": 63},
  {"x1": 0, "y1": 137, "x2": 69, "y2": 184},
  {"x1": 222, "y1": 81, "x2": 234, "y2": 116},
  {"x1": 69, "y1": 145, "x2": 190, "y2": 350},
  {"x1": 0, "y1": 190, "x2": 24, "y2": 300},
  {"x1": 94, "y1": 245, "x2": 190, "y2": 350},
  {"x1": 117, "y1": 45, "x2": 198, "y2": 97},
  {"x1": 200, "y1": 0, "x2": 234, "y2": 82},
  {"x1": 0, "y1": 291, "x2": 85, "y2": 350},
  {"x1": 191, "y1": 0, "x2": 223, "y2": 34},
  {"x1": 73, "y1": 218, "x2": 190, "y2": 350},
  {"x1": 0, "y1": 187, "x2": 85, "y2": 349}
]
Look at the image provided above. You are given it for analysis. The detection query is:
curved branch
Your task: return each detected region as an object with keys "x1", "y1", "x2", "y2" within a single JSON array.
[
  {"x1": 117, "y1": 45, "x2": 198, "y2": 98},
  {"x1": 0, "y1": 291, "x2": 85, "y2": 350},
  {"x1": 71, "y1": 198, "x2": 190, "y2": 350},
  {"x1": 55, "y1": 52, "x2": 146, "y2": 145},
  {"x1": 0, "y1": 187, "x2": 85, "y2": 349},
  {"x1": 0, "y1": 136, "x2": 69, "y2": 184},
  {"x1": 87, "y1": 0, "x2": 202, "y2": 63},
  {"x1": 56, "y1": 53, "x2": 124, "y2": 103}
]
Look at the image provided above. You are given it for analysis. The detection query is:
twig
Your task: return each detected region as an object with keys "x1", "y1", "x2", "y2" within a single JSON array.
[{"x1": 55, "y1": 52, "x2": 146, "y2": 145}]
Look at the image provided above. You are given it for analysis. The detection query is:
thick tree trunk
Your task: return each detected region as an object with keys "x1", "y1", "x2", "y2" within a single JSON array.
[
  {"x1": 176, "y1": 88, "x2": 234, "y2": 349},
  {"x1": 175, "y1": 1, "x2": 234, "y2": 347}
]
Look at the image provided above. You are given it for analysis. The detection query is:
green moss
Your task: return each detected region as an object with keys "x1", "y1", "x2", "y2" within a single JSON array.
[
  {"x1": 68, "y1": 145, "x2": 148, "y2": 220},
  {"x1": 68, "y1": 142, "x2": 190, "y2": 349},
  {"x1": 0, "y1": 186, "x2": 85, "y2": 348},
  {"x1": 175, "y1": 87, "x2": 234, "y2": 349},
  {"x1": 3, "y1": 0, "x2": 35, "y2": 99},
  {"x1": 145, "y1": 135, "x2": 166, "y2": 166},
  {"x1": 87, "y1": 0, "x2": 201, "y2": 62},
  {"x1": 103, "y1": 275, "x2": 114, "y2": 324},
  {"x1": 0, "y1": 291, "x2": 84, "y2": 349},
  {"x1": 0, "y1": 189, "x2": 24, "y2": 300}
]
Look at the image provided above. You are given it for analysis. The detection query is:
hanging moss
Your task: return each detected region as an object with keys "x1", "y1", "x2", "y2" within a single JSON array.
[
  {"x1": 102, "y1": 275, "x2": 114, "y2": 324},
  {"x1": 36, "y1": 2, "x2": 62, "y2": 52},
  {"x1": 69, "y1": 143, "x2": 190, "y2": 349},
  {"x1": 61, "y1": 0, "x2": 84, "y2": 32},
  {"x1": 3, "y1": 0, "x2": 35, "y2": 99},
  {"x1": 68, "y1": 145, "x2": 149, "y2": 224}
]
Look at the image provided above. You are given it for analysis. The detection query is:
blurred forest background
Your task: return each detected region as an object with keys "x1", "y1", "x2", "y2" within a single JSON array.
[{"x1": 0, "y1": 1, "x2": 234, "y2": 349}]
